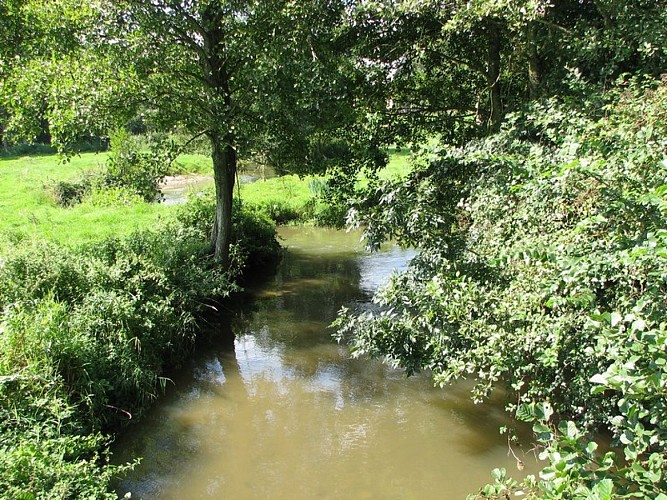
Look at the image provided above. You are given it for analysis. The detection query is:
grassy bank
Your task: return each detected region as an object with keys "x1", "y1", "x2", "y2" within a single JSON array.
[
  {"x1": 0, "y1": 152, "x2": 215, "y2": 248},
  {"x1": 0, "y1": 149, "x2": 412, "y2": 247},
  {"x1": 238, "y1": 149, "x2": 413, "y2": 225},
  {"x1": 0, "y1": 146, "x2": 411, "y2": 497},
  {"x1": 0, "y1": 151, "x2": 281, "y2": 497}
]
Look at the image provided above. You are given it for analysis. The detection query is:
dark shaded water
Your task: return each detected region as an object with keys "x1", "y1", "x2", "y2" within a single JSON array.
[{"x1": 114, "y1": 227, "x2": 536, "y2": 499}]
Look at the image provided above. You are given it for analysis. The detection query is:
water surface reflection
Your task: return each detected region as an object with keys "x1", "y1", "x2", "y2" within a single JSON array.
[{"x1": 114, "y1": 227, "x2": 536, "y2": 499}]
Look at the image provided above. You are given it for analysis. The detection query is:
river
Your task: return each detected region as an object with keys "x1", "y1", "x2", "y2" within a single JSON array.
[{"x1": 113, "y1": 227, "x2": 537, "y2": 499}]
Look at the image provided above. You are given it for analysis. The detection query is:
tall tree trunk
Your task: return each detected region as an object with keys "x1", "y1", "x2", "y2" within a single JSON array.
[
  {"x1": 210, "y1": 134, "x2": 237, "y2": 266},
  {"x1": 200, "y1": 3, "x2": 236, "y2": 267},
  {"x1": 486, "y1": 19, "x2": 503, "y2": 131}
]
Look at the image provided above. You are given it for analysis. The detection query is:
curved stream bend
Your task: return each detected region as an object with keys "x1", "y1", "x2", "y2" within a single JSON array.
[{"x1": 114, "y1": 227, "x2": 536, "y2": 499}]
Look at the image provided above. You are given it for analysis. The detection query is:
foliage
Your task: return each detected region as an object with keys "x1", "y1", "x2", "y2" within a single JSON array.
[
  {"x1": 335, "y1": 75, "x2": 667, "y2": 496},
  {"x1": 102, "y1": 0, "x2": 378, "y2": 263},
  {"x1": 0, "y1": 195, "x2": 280, "y2": 496},
  {"x1": 174, "y1": 188, "x2": 281, "y2": 272},
  {"x1": 46, "y1": 178, "x2": 94, "y2": 207},
  {"x1": 0, "y1": 229, "x2": 232, "y2": 427},
  {"x1": 231, "y1": 204, "x2": 283, "y2": 271},
  {"x1": 0, "y1": 367, "x2": 133, "y2": 499},
  {"x1": 101, "y1": 129, "x2": 176, "y2": 203},
  {"x1": 1, "y1": 0, "x2": 377, "y2": 263}
]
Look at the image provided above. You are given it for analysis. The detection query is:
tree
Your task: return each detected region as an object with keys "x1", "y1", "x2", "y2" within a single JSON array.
[
  {"x1": 107, "y1": 0, "x2": 377, "y2": 265},
  {"x1": 342, "y1": 0, "x2": 544, "y2": 143},
  {"x1": 0, "y1": 1, "x2": 118, "y2": 149},
  {"x1": 1, "y1": 0, "x2": 373, "y2": 265}
]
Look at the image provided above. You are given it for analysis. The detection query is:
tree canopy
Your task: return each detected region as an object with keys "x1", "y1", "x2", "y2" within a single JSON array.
[{"x1": 2, "y1": 0, "x2": 379, "y2": 264}]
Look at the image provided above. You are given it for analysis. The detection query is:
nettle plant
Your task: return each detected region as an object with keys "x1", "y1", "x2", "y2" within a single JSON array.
[{"x1": 335, "y1": 76, "x2": 667, "y2": 497}]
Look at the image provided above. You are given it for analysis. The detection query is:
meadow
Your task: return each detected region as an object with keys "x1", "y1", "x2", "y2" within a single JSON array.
[{"x1": 0, "y1": 149, "x2": 412, "y2": 247}]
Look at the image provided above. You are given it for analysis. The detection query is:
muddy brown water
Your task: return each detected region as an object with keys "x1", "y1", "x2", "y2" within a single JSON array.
[{"x1": 113, "y1": 227, "x2": 538, "y2": 499}]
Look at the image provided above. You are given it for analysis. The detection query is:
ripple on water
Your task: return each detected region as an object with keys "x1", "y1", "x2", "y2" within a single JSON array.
[{"x1": 113, "y1": 228, "x2": 538, "y2": 500}]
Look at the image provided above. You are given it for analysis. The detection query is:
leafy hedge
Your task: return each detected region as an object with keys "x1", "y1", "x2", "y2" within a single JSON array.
[
  {"x1": 0, "y1": 201, "x2": 280, "y2": 498},
  {"x1": 335, "y1": 75, "x2": 667, "y2": 498}
]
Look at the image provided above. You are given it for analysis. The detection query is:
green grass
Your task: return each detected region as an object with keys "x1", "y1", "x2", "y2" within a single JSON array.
[
  {"x1": 0, "y1": 152, "x2": 175, "y2": 248},
  {"x1": 238, "y1": 150, "x2": 414, "y2": 217},
  {"x1": 0, "y1": 152, "x2": 220, "y2": 246},
  {"x1": 0, "y1": 149, "x2": 415, "y2": 248},
  {"x1": 170, "y1": 153, "x2": 213, "y2": 175},
  {"x1": 380, "y1": 148, "x2": 413, "y2": 180},
  {"x1": 240, "y1": 174, "x2": 314, "y2": 207}
]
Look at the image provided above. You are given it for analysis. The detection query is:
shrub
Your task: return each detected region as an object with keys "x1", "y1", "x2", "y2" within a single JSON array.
[
  {"x1": 253, "y1": 200, "x2": 302, "y2": 225},
  {"x1": 231, "y1": 204, "x2": 282, "y2": 270},
  {"x1": 0, "y1": 226, "x2": 236, "y2": 428},
  {"x1": 174, "y1": 189, "x2": 281, "y2": 272},
  {"x1": 100, "y1": 129, "x2": 176, "y2": 202},
  {"x1": 46, "y1": 178, "x2": 93, "y2": 207},
  {"x1": 336, "y1": 76, "x2": 667, "y2": 497},
  {"x1": 0, "y1": 211, "x2": 256, "y2": 496}
]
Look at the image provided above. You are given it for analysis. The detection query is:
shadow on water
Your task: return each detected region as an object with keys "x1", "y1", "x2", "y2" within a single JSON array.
[{"x1": 113, "y1": 227, "x2": 539, "y2": 499}]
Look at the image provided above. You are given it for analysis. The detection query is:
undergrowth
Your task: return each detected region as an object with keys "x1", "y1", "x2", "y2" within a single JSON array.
[{"x1": 0, "y1": 197, "x2": 280, "y2": 498}]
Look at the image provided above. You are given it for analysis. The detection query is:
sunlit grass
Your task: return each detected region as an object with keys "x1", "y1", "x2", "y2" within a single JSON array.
[
  {"x1": 0, "y1": 149, "x2": 415, "y2": 249},
  {"x1": 239, "y1": 149, "x2": 414, "y2": 206},
  {"x1": 0, "y1": 152, "x2": 177, "y2": 249},
  {"x1": 171, "y1": 153, "x2": 213, "y2": 175},
  {"x1": 380, "y1": 148, "x2": 413, "y2": 179}
]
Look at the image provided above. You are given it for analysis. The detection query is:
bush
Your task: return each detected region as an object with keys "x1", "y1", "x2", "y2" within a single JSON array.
[
  {"x1": 0, "y1": 210, "x2": 257, "y2": 496},
  {"x1": 336, "y1": 76, "x2": 667, "y2": 497},
  {"x1": 41, "y1": 131, "x2": 177, "y2": 208},
  {"x1": 231, "y1": 204, "x2": 282, "y2": 270},
  {"x1": 0, "y1": 367, "x2": 132, "y2": 499},
  {"x1": 253, "y1": 200, "x2": 302, "y2": 225},
  {"x1": 101, "y1": 129, "x2": 176, "y2": 202},
  {"x1": 0, "y1": 227, "x2": 235, "y2": 427},
  {"x1": 47, "y1": 178, "x2": 93, "y2": 207},
  {"x1": 174, "y1": 189, "x2": 281, "y2": 273}
]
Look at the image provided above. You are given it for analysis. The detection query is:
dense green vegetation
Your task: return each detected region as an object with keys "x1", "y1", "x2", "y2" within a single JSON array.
[
  {"x1": 336, "y1": 75, "x2": 667, "y2": 497},
  {"x1": 2, "y1": 0, "x2": 667, "y2": 498},
  {"x1": 0, "y1": 191, "x2": 280, "y2": 497},
  {"x1": 0, "y1": 134, "x2": 409, "y2": 496},
  {"x1": 328, "y1": 1, "x2": 667, "y2": 497},
  {"x1": 0, "y1": 136, "x2": 286, "y2": 498}
]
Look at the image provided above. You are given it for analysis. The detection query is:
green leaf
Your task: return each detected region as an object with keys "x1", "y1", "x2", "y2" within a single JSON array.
[
  {"x1": 591, "y1": 479, "x2": 613, "y2": 500},
  {"x1": 516, "y1": 403, "x2": 536, "y2": 422},
  {"x1": 611, "y1": 312, "x2": 623, "y2": 327},
  {"x1": 535, "y1": 401, "x2": 553, "y2": 422},
  {"x1": 491, "y1": 467, "x2": 505, "y2": 481}
]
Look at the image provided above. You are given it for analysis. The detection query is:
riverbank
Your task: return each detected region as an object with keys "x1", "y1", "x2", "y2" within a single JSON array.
[
  {"x1": 0, "y1": 197, "x2": 283, "y2": 497},
  {"x1": 0, "y1": 143, "x2": 418, "y2": 497},
  {"x1": 0, "y1": 147, "x2": 412, "y2": 497},
  {"x1": 0, "y1": 149, "x2": 411, "y2": 248},
  {"x1": 0, "y1": 150, "x2": 277, "y2": 497}
]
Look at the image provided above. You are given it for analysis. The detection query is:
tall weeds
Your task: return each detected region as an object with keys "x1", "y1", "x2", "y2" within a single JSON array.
[{"x1": 0, "y1": 203, "x2": 279, "y2": 497}]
